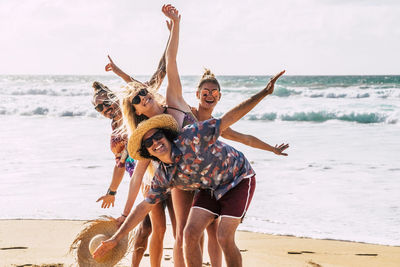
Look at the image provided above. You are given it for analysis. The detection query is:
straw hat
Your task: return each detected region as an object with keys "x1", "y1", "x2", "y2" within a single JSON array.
[
  {"x1": 70, "y1": 216, "x2": 129, "y2": 266},
  {"x1": 127, "y1": 114, "x2": 179, "y2": 161}
]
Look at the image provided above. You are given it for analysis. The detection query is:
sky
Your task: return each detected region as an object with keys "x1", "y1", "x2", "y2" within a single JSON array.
[{"x1": 1, "y1": 0, "x2": 399, "y2": 75}]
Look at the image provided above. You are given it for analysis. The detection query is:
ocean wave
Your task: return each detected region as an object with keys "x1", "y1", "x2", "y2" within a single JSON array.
[{"x1": 246, "y1": 111, "x2": 391, "y2": 124}]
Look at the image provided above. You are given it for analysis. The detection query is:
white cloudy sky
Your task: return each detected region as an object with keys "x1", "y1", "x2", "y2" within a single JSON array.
[{"x1": 1, "y1": 0, "x2": 399, "y2": 75}]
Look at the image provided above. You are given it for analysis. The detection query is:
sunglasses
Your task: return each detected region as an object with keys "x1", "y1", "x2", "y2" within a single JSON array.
[
  {"x1": 94, "y1": 99, "x2": 112, "y2": 112},
  {"x1": 143, "y1": 129, "x2": 164, "y2": 148},
  {"x1": 200, "y1": 88, "x2": 219, "y2": 98},
  {"x1": 131, "y1": 89, "x2": 149, "y2": 105}
]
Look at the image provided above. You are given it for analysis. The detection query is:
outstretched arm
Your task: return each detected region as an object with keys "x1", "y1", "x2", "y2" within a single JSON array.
[
  {"x1": 220, "y1": 70, "x2": 285, "y2": 132},
  {"x1": 115, "y1": 159, "x2": 150, "y2": 226},
  {"x1": 221, "y1": 127, "x2": 289, "y2": 156},
  {"x1": 162, "y1": 4, "x2": 188, "y2": 109},
  {"x1": 93, "y1": 200, "x2": 154, "y2": 260},
  {"x1": 96, "y1": 165, "x2": 125, "y2": 208},
  {"x1": 105, "y1": 55, "x2": 145, "y2": 85},
  {"x1": 145, "y1": 25, "x2": 171, "y2": 91}
]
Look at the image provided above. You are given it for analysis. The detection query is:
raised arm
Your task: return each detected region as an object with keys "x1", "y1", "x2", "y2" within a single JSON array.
[
  {"x1": 220, "y1": 70, "x2": 285, "y2": 132},
  {"x1": 162, "y1": 4, "x2": 188, "y2": 109},
  {"x1": 145, "y1": 27, "x2": 171, "y2": 91},
  {"x1": 221, "y1": 127, "x2": 289, "y2": 156},
  {"x1": 105, "y1": 55, "x2": 145, "y2": 85}
]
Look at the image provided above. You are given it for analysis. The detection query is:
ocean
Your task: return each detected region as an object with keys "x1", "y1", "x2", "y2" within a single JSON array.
[{"x1": 0, "y1": 74, "x2": 399, "y2": 246}]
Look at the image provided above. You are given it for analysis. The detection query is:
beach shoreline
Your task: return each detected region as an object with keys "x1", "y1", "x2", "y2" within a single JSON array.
[{"x1": 1, "y1": 219, "x2": 399, "y2": 267}]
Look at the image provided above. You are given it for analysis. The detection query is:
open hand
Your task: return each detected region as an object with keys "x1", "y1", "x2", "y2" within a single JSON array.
[
  {"x1": 96, "y1": 194, "x2": 115, "y2": 208},
  {"x1": 92, "y1": 238, "x2": 118, "y2": 261},
  {"x1": 273, "y1": 143, "x2": 289, "y2": 156},
  {"x1": 162, "y1": 4, "x2": 181, "y2": 22},
  {"x1": 265, "y1": 70, "x2": 285, "y2": 95}
]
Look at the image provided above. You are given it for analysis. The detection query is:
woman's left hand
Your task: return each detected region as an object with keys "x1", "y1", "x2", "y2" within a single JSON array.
[{"x1": 265, "y1": 70, "x2": 285, "y2": 95}]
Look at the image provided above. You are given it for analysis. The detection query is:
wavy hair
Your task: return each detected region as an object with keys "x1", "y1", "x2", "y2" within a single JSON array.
[{"x1": 120, "y1": 81, "x2": 166, "y2": 136}]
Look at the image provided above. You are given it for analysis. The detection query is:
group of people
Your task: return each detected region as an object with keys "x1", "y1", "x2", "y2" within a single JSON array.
[{"x1": 91, "y1": 4, "x2": 288, "y2": 267}]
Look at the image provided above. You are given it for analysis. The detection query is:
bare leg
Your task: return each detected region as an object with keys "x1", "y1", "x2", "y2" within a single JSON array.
[
  {"x1": 166, "y1": 194, "x2": 177, "y2": 239},
  {"x1": 206, "y1": 218, "x2": 222, "y2": 267},
  {"x1": 171, "y1": 188, "x2": 194, "y2": 267},
  {"x1": 131, "y1": 214, "x2": 152, "y2": 267},
  {"x1": 148, "y1": 201, "x2": 167, "y2": 267},
  {"x1": 217, "y1": 217, "x2": 242, "y2": 267},
  {"x1": 184, "y1": 208, "x2": 215, "y2": 267}
]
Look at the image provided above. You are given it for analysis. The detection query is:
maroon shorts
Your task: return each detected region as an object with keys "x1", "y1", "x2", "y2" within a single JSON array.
[{"x1": 192, "y1": 176, "x2": 256, "y2": 220}]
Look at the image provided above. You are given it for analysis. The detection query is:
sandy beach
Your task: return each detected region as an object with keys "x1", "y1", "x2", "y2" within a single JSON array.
[{"x1": 1, "y1": 220, "x2": 399, "y2": 267}]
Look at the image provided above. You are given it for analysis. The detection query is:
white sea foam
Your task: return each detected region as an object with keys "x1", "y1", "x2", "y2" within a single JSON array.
[{"x1": 0, "y1": 75, "x2": 399, "y2": 246}]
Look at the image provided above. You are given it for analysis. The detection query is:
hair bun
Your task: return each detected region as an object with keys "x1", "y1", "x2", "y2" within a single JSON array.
[
  {"x1": 202, "y1": 68, "x2": 215, "y2": 79},
  {"x1": 92, "y1": 81, "x2": 110, "y2": 93}
]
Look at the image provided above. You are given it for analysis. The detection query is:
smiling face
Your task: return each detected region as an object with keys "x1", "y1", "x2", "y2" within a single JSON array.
[
  {"x1": 93, "y1": 93, "x2": 120, "y2": 120},
  {"x1": 129, "y1": 88, "x2": 156, "y2": 116},
  {"x1": 197, "y1": 82, "x2": 221, "y2": 110},
  {"x1": 142, "y1": 128, "x2": 172, "y2": 162}
]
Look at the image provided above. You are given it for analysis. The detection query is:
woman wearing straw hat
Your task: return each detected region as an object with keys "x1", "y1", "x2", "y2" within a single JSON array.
[{"x1": 93, "y1": 68, "x2": 285, "y2": 266}]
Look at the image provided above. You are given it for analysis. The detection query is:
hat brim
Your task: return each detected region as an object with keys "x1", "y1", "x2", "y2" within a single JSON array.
[
  {"x1": 128, "y1": 114, "x2": 179, "y2": 161},
  {"x1": 70, "y1": 216, "x2": 129, "y2": 266}
]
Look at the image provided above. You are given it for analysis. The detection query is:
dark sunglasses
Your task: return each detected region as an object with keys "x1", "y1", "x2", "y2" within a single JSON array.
[
  {"x1": 143, "y1": 129, "x2": 164, "y2": 148},
  {"x1": 131, "y1": 89, "x2": 148, "y2": 105},
  {"x1": 94, "y1": 99, "x2": 112, "y2": 112}
]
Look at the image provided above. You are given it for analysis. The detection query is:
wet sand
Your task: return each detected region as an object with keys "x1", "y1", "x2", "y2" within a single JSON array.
[{"x1": 1, "y1": 219, "x2": 399, "y2": 267}]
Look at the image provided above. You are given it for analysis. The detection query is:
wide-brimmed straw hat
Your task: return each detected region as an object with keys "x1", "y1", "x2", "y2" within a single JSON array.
[
  {"x1": 128, "y1": 114, "x2": 179, "y2": 161},
  {"x1": 70, "y1": 216, "x2": 129, "y2": 266}
]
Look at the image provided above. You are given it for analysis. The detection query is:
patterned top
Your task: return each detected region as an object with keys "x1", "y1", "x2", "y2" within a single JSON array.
[
  {"x1": 144, "y1": 118, "x2": 255, "y2": 204},
  {"x1": 110, "y1": 120, "x2": 136, "y2": 176}
]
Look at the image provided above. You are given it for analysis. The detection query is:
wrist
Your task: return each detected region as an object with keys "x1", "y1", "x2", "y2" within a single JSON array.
[
  {"x1": 107, "y1": 189, "x2": 117, "y2": 196},
  {"x1": 121, "y1": 213, "x2": 128, "y2": 218}
]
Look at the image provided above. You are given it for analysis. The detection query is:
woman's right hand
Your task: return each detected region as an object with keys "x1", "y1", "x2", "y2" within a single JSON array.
[
  {"x1": 162, "y1": 4, "x2": 180, "y2": 23},
  {"x1": 96, "y1": 194, "x2": 115, "y2": 209}
]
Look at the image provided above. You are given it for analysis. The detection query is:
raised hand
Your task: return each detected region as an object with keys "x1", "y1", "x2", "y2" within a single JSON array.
[
  {"x1": 105, "y1": 55, "x2": 122, "y2": 73},
  {"x1": 162, "y1": 4, "x2": 181, "y2": 22},
  {"x1": 96, "y1": 194, "x2": 115, "y2": 208},
  {"x1": 265, "y1": 70, "x2": 285, "y2": 95},
  {"x1": 273, "y1": 143, "x2": 289, "y2": 156}
]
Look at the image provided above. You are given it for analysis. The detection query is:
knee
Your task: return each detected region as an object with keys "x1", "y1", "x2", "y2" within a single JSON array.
[
  {"x1": 183, "y1": 224, "x2": 201, "y2": 247},
  {"x1": 136, "y1": 218, "x2": 152, "y2": 241},
  {"x1": 217, "y1": 231, "x2": 233, "y2": 250}
]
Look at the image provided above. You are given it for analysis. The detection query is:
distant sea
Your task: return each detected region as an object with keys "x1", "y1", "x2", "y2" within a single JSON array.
[{"x1": 0, "y1": 74, "x2": 399, "y2": 246}]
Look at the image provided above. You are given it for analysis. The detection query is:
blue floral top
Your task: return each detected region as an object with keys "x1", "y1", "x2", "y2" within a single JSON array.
[{"x1": 144, "y1": 118, "x2": 255, "y2": 204}]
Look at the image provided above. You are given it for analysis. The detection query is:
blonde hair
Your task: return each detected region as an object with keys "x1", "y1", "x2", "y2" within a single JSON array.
[
  {"x1": 197, "y1": 68, "x2": 221, "y2": 92},
  {"x1": 120, "y1": 81, "x2": 166, "y2": 137}
]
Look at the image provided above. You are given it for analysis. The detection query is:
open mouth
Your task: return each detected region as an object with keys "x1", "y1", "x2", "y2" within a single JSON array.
[{"x1": 143, "y1": 97, "x2": 151, "y2": 106}]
